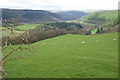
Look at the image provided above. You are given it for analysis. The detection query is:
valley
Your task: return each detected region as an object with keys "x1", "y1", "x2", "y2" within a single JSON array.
[{"x1": 1, "y1": 8, "x2": 119, "y2": 78}]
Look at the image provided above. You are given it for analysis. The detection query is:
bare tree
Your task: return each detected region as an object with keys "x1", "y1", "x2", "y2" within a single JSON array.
[{"x1": 0, "y1": 28, "x2": 31, "y2": 79}]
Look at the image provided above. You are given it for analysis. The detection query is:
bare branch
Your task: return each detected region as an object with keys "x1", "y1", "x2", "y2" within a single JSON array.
[
  {"x1": 2, "y1": 37, "x2": 10, "y2": 46},
  {"x1": 20, "y1": 47, "x2": 32, "y2": 52},
  {"x1": 2, "y1": 43, "x2": 8, "y2": 51},
  {"x1": 25, "y1": 31, "x2": 29, "y2": 44},
  {"x1": 2, "y1": 56, "x2": 23, "y2": 64},
  {"x1": 1, "y1": 46, "x2": 22, "y2": 61}
]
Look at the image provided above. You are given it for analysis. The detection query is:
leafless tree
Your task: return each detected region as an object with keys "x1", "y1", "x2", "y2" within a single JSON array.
[{"x1": 0, "y1": 28, "x2": 31, "y2": 79}]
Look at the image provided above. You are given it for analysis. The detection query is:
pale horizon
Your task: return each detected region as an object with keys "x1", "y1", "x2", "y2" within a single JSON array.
[{"x1": 0, "y1": 0, "x2": 119, "y2": 10}]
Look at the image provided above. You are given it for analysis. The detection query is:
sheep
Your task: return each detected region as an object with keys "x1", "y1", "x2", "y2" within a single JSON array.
[
  {"x1": 113, "y1": 38, "x2": 117, "y2": 41},
  {"x1": 42, "y1": 43, "x2": 46, "y2": 45},
  {"x1": 52, "y1": 43, "x2": 55, "y2": 44},
  {"x1": 81, "y1": 41, "x2": 85, "y2": 44}
]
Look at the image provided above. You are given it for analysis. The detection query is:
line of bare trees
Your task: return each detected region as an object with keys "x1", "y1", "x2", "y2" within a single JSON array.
[
  {"x1": 2, "y1": 28, "x2": 91, "y2": 45},
  {"x1": 3, "y1": 29, "x2": 67, "y2": 45}
]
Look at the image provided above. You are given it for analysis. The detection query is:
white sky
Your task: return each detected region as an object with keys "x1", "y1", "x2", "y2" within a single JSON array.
[{"x1": 0, "y1": 0, "x2": 119, "y2": 10}]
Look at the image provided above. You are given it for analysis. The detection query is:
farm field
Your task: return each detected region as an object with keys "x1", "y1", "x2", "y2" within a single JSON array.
[
  {"x1": 80, "y1": 22, "x2": 95, "y2": 26},
  {"x1": 3, "y1": 32, "x2": 118, "y2": 78},
  {"x1": 16, "y1": 24, "x2": 39, "y2": 30}
]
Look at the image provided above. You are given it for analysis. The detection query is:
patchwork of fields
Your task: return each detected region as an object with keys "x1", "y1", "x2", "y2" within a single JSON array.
[
  {"x1": 1, "y1": 24, "x2": 39, "y2": 37},
  {"x1": 3, "y1": 33, "x2": 118, "y2": 78}
]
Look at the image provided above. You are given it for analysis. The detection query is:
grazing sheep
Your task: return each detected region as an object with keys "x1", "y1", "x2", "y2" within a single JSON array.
[
  {"x1": 52, "y1": 43, "x2": 55, "y2": 44},
  {"x1": 42, "y1": 43, "x2": 46, "y2": 45},
  {"x1": 81, "y1": 42, "x2": 85, "y2": 44},
  {"x1": 113, "y1": 38, "x2": 117, "y2": 41}
]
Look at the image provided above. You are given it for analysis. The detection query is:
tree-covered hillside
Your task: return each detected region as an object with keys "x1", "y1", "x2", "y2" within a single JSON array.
[
  {"x1": 55, "y1": 11, "x2": 89, "y2": 20},
  {"x1": 2, "y1": 9, "x2": 88, "y2": 23},
  {"x1": 2, "y1": 9, "x2": 61, "y2": 23},
  {"x1": 36, "y1": 22, "x2": 83, "y2": 31}
]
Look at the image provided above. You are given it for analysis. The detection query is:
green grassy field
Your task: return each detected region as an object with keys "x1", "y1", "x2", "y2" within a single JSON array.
[
  {"x1": 16, "y1": 24, "x2": 39, "y2": 30},
  {"x1": 66, "y1": 20, "x2": 95, "y2": 27},
  {"x1": 3, "y1": 33, "x2": 118, "y2": 78}
]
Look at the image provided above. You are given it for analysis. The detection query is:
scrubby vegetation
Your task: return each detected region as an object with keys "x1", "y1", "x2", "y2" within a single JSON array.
[
  {"x1": 3, "y1": 29, "x2": 67, "y2": 45},
  {"x1": 1, "y1": 29, "x2": 24, "y2": 37}
]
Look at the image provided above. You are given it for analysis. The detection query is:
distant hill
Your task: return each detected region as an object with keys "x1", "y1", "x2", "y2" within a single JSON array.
[
  {"x1": 55, "y1": 11, "x2": 89, "y2": 20},
  {"x1": 80, "y1": 10, "x2": 119, "y2": 27},
  {"x1": 2, "y1": 9, "x2": 61, "y2": 23},
  {"x1": 2, "y1": 9, "x2": 89, "y2": 23}
]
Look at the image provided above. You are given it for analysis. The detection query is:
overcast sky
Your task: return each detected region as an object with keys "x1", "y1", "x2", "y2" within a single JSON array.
[{"x1": 0, "y1": 0, "x2": 119, "y2": 10}]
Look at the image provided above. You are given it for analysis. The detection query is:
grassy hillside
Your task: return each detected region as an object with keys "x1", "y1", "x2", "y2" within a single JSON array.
[
  {"x1": 3, "y1": 33, "x2": 118, "y2": 78},
  {"x1": 80, "y1": 10, "x2": 119, "y2": 27}
]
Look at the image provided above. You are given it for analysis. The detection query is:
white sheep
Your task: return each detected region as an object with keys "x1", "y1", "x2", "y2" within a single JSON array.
[
  {"x1": 81, "y1": 41, "x2": 85, "y2": 44},
  {"x1": 42, "y1": 43, "x2": 46, "y2": 45},
  {"x1": 52, "y1": 43, "x2": 55, "y2": 44},
  {"x1": 113, "y1": 38, "x2": 117, "y2": 41}
]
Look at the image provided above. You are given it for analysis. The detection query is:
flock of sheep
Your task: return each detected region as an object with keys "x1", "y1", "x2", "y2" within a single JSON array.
[
  {"x1": 42, "y1": 42, "x2": 55, "y2": 45},
  {"x1": 81, "y1": 38, "x2": 117, "y2": 44},
  {"x1": 41, "y1": 38, "x2": 117, "y2": 45}
]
